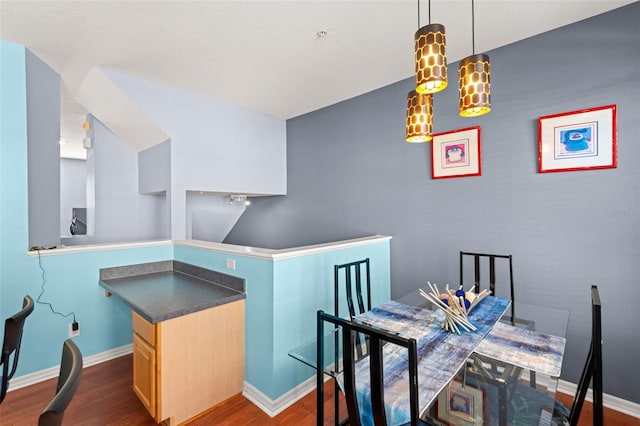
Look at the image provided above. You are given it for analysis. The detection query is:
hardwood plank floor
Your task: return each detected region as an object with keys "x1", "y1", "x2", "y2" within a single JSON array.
[{"x1": 0, "y1": 354, "x2": 636, "y2": 425}]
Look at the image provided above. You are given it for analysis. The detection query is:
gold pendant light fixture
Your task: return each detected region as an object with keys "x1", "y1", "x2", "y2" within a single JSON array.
[
  {"x1": 406, "y1": 90, "x2": 433, "y2": 142},
  {"x1": 458, "y1": 0, "x2": 491, "y2": 117},
  {"x1": 415, "y1": 7, "x2": 447, "y2": 94},
  {"x1": 406, "y1": 0, "x2": 445, "y2": 143}
]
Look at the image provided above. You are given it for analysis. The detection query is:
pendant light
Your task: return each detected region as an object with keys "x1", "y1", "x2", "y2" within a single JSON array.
[
  {"x1": 415, "y1": 0, "x2": 447, "y2": 94},
  {"x1": 459, "y1": 0, "x2": 491, "y2": 117},
  {"x1": 405, "y1": 90, "x2": 433, "y2": 142}
]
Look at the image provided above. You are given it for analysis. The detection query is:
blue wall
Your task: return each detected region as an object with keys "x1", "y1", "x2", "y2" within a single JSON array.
[{"x1": 226, "y1": 4, "x2": 640, "y2": 404}]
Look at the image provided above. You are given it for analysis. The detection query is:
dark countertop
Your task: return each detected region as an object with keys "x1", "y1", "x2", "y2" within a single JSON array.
[{"x1": 99, "y1": 260, "x2": 245, "y2": 323}]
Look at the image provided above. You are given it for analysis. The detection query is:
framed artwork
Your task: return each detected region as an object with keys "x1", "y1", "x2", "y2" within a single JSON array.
[
  {"x1": 437, "y1": 380, "x2": 484, "y2": 425},
  {"x1": 538, "y1": 104, "x2": 617, "y2": 173},
  {"x1": 431, "y1": 127, "x2": 481, "y2": 179}
]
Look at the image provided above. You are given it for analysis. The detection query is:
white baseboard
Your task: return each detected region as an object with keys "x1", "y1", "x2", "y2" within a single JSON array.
[
  {"x1": 8, "y1": 344, "x2": 132, "y2": 392},
  {"x1": 242, "y1": 376, "x2": 318, "y2": 418},
  {"x1": 557, "y1": 379, "x2": 640, "y2": 419}
]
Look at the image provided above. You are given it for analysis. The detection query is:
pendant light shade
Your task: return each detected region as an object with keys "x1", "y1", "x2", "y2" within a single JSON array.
[
  {"x1": 458, "y1": 53, "x2": 491, "y2": 117},
  {"x1": 415, "y1": 23, "x2": 448, "y2": 94},
  {"x1": 458, "y1": 0, "x2": 491, "y2": 117},
  {"x1": 405, "y1": 90, "x2": 433, "y2": 143}
]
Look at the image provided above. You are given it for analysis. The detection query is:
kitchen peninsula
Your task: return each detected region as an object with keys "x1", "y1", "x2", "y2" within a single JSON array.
[{"x1": 99, "y1": 260, "x2": 246, "y2": 425}]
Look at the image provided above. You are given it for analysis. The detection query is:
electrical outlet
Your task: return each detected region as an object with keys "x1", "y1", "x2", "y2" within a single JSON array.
[{"x1": 69, "y1": 322, "x2": 80, "y2": 338}]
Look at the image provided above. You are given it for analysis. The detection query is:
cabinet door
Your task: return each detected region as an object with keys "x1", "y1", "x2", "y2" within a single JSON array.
[{"x1": 133, "y1": 333, "x2": 156, "y2": 417}]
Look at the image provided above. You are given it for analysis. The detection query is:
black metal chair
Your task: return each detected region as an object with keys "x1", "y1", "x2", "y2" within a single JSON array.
[
  {"x1": 460, "y1": 251, "x2": 515, "y2": 322},
  {"x1": 38, "y1": 339, "x2": 83, "y2": 426},
  {"x1": 331, "y1": 259, "x2": 372, "y2": 424},
  {"x1": 334, "y1": 258, "x2": 371, "y2": 320},
  {"x1": 0, "y1": 295, "x2": 35, "y2": 404},
  {"x1": 553, "y1": 285, "x2": 603, "y2": 426},
  {"x1": 316, "y1": 310, "x2": 422, "y2": 426}
]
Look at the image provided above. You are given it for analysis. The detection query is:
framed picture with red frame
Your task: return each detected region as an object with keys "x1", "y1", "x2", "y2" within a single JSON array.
[
  {"x1": 431, "y1": 127, "x2": 482, "y2": 179},
  {"x1": 538, "y1": 104, "x2": 617, "y2": 173}
]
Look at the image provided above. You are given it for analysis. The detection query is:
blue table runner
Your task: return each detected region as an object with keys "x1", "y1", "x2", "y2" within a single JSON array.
[{"x1": 351, "y1": 296, "x2": 511, "y2": 426}]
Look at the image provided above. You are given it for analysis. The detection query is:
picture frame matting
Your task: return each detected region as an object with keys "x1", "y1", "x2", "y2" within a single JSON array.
[
  {"x1": 537, "y1": 104, "x2": 617, "y2": 173},
  {"x1": 431, "y1": 126, "x2": 482, "y2": 179}
]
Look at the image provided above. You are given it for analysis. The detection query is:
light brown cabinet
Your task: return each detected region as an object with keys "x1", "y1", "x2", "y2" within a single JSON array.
[{"x1": 131, "y1": 300, "x2": 245, "y2": 425}]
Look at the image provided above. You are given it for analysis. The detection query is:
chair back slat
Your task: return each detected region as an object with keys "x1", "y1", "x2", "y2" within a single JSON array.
[
  {"x1": 341, "y1": 326, "x2": 361, "y2": 426},
  {"x1": 369, "y1": 337, "x2": 387, "y2": 425}
]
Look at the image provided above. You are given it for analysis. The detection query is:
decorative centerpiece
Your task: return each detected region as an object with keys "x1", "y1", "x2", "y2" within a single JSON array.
[{"x1": 419, "y1": 281, "x2": 491, "y2": 334}]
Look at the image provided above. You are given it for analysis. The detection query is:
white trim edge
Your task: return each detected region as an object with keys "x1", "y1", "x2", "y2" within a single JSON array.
[
  {"x1": 7, "y1": 344, "x2": 132, "y2": 392},
  {"x1": 242, "y1": 377, "x2": 316, "y2": 418},
  {"x1": 557, "y1": 379, "x2": 640, "y2": 419},
  {"x1": 175, "y1": 235, "x2": 392, "y2": 261}
]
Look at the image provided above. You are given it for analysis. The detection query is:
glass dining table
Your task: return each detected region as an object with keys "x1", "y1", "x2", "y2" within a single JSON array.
[{"x1": 288, "y1": 288, "x2": 570, "y2": 426}]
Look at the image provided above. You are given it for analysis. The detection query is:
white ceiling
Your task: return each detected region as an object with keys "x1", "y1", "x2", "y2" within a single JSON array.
[{"x1": 1, "y1": 0, "x2": 634, "y2": 159}]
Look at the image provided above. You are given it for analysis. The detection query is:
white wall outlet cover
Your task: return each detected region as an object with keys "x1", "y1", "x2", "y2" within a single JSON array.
[
  {"x1": 68, "y1": 322, "x2": 80, "y2": 338},
  {"x1": 226, "y1": 258, "x2": 236, "y2": 270}
]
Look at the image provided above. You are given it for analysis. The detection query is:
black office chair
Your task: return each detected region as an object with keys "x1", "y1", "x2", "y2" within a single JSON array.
[
  {"x1": 334, "y1": 258, "x2": 371, "y2": 320},
  {"x1": 1, "y1": 295, "x2": 35, "y2": 404},
  {"x1": 316, "y1": 310, "x2": 422, "y2": 426},
  {"x1": 38, "y1": 339, "x2": 83, "y2": 426},
  {"x1": 553, "y1": 285, "x2": 603, "y2": 426}
]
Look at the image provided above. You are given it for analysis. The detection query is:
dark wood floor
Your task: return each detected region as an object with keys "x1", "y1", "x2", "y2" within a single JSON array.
[{"x1": 0, "y1": 354, "x2": 636, "y2": 425}]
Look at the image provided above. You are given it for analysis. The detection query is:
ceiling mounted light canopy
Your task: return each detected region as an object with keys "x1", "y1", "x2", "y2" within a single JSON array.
[
  {"x1": 414, "y1": 0, "x2": 447, "y2": 94},
  {"x1": 405, "y1": 90, "x2": 433, "y2": 143},
  {"x1": 459, "y1": 0, "x2": 491, "y2": 117}
]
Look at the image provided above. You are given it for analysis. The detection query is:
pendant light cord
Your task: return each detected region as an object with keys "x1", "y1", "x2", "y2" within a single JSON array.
[
  {"x1": 417, "y1": 0, "x2": 433, "y2": 29},
  {"x1": 471, "y1": 0, "x2": 476, "y2": 54}
]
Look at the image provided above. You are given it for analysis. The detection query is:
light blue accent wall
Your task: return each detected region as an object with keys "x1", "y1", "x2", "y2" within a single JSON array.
[
  {"x1": 18, "y1": 245, "x2": 173, "y2": 374},
  {"x1": 25, "y1": 48, "x2": 60, "y2": 249},
  {"x1": 1, "y1": 41, "x2": 29, "y2": 325},
  {"x1": 270, "y1": 241, "x2": 391, "y2": 398},
  {"x1": 226, "y1": 4, "x2": 640, "y2": 403},
  {"x1": 174, "y1": 239, "x2": 391, "y2": 400}
]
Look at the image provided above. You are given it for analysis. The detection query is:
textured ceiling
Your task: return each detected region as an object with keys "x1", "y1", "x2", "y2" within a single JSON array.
[{"x1": 1, "y1": 0, "x2": 634, "y2": 158}]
